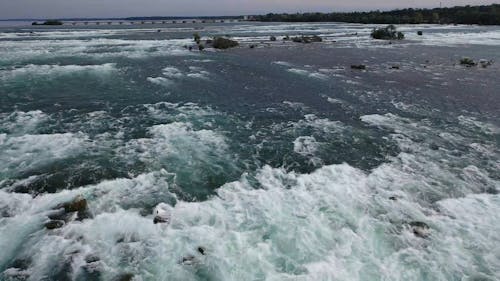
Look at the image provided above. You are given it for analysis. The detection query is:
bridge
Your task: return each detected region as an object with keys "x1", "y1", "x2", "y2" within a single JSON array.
[{"x1": 61, "y1": 19, "x2": 243, "y2": 26}]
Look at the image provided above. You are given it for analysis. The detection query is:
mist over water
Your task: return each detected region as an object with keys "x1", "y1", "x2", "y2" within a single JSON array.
[{"x1": 0, "y1": 22, "x2": 499, "y2": 281}]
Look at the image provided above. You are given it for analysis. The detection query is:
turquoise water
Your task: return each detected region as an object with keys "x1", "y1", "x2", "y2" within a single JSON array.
[{"x1": 0, "y1": 23, "x2": 499, "y2": 281}]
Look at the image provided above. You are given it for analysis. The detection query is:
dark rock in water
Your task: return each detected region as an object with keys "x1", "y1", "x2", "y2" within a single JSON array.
[
  {"x1": 291, "y1": 35, "x2": 322, "y2": 43},
  {"x1": 180, "y1": 255, "x2": 197, "y2": 265},
  {"x1": 417, "y1": 31, "x2": 423, "y2": 36},
  {"x1": 116, "y1": 233, "x2": 139, "y2": 243},
  {"x1": 85, "y1": 254, "x2": 100, "y2": 263},
  {"x1": 351, "y1": 65, "x2": 366, "y2": 70},
  {"x1": 391, "y1": 65, "x2": 400, "y2": 69},
  {"x1": 197, "y1": 246, "x2": 206, "y2": 255},
  {"x1": 460, "y1": 57, "x2": 477, "y2": 67},
  {"x1": 429, "y1": 143, "x2": 440, "y2": 150},
  {"x1": 371, "y1": 25, "x2": 404, "y2": 40},
  {"x1": 114, "y1": 273, "x2": 134, "y2": 281},
  {"x1": 48, "y1": 209, "x2": 73, "y2": 222},
  {"x1": 249, "y1": 44, "x2": 256, "y2": 49},
  {"x1": 45, "y1": 220, "x2": 65, "y2": 230},
  {"x1": 479, "y1": 59, "x2": 494, "y2": 68},
  {"x1": 270, "y1": 36, "x2": 277, "y2": 41},
  {"x1": 63, "y1": 195, "x2": 87, "y2": 213},
  {"x1": 212, "y1": 37, "x2": 239, "y2": 49},
  {"x1": 11, "y1": 258, "x2": 31, "y2": 270},
  {"x1": 153, "y1": 203, "x2": 171, "y2": 225},
  {"x1": 487, "y1": 187, "x2": 498, "y2": 194},
  {"x1": 389, "y1": 196, "x2": 397, "y2": 201},
  {"x1": 409, "y1": 221, "x2": 430, "y2": 238},
  {"x1": 153, "y1": 216, "x2": 168, "y2": 224}
]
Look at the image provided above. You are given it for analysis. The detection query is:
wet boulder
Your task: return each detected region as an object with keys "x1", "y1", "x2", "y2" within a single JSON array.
[
  {"x1": 63, "y1": 195, "x2": 87, "y2": 213},
  {"x1": 197, "y1": 246, "x2": 206, "y2": 255},
  {"x1": 45, "y1": 220, "x2": 65, "y2": 230},
  {"x1": 409, "y1": 221, "x2": 431, "y2": 238},
  {"x1": 153, "y1": 203, "x2": 172, "y2": 225},
  {"x1": 212, "y1": 37, "x2": 239, "y2": 49},
  {"x1": 371, "y1": 25, "x2": 404, "y2": 40},
  {"x1": 460, "y1": 57, "x2": 476, "y2": 67}
]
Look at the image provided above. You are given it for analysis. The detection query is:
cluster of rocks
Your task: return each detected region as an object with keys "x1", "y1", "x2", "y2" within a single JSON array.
[
  {"x1": 460, "y1": 57, "x2": 494, "y2": 68},
  {"x1": 371, "y1": 25, "x2": 405, "y2": 40},
  {"x1": 290, "y1": 35, "x2": 323, "y2": 43},
  {"x1": 184, "y1": 33, "x2": 328, "y2": 51},
  {"x1": 185, "y1": 33, "x2": 239, "y2": 51},
  {"x1": 388, "y1": 197, "x2": 432, "y2": 238},
  {"x1": 44, "y1": 195, "x2": 89, "y2": 230},
  {"x1": 152, "y1": 203, "x2": 207, "y2": 266}
]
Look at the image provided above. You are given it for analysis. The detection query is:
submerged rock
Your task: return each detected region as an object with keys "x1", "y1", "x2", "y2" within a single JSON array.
[
  {"x1": 48, "y1": 209, "x2": 73, "y2": 221},
  {"x1": 291, "y1": 35, "x2": 322, "y2": 43},
  {"x1": 114, "y1": 273, "x2": 134, "y2": 281},
  {"x1": 45, "y1": 220, "x2": 65, "y2": 230},
  {"x1": 429, "y1": 143, "x2": 440, "y2": 150},
  {"x1": 351, "y1": 64, "x2": 366, "y2": 70},
  {"x1": 4, "y1": 259, "x2": 31, "y2": 279},
  {"x1": 479, "y1": 59, "x2": 494, "y2": 68},
  {"x1": 85, "y1": 254, "x2": 100, "y2": 264},
  {"x1": 409, "y1": 221, "x2": 431, "y2": 238},
  {"x1": 153, "y1": 203, "x2": 172, "y2": 225},
  {"x1": 180, "y1": 255, "x2": 197, "y2": 265}
]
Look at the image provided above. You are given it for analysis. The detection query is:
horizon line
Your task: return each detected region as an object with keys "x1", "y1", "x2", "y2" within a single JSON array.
[{"x1": 1, "y1": 3, "x2": 497, "y2": 21}]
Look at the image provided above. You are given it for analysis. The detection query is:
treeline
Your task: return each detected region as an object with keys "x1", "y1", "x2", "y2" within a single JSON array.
[{"x1": 253, "y1": 4, "x2": 500, "y2": 25}]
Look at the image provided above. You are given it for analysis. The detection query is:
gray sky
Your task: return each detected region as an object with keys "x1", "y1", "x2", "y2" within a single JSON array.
[{"x1": 1, "y1": 0, "x2": 498, "y2": 19}]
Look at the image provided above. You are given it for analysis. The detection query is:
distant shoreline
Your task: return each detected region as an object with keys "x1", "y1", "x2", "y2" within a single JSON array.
[
  {"x1": 2, "y1": 4, "x2": 500, "y2": 26},
  {"x1": 254, "y1": 4, "x2": 500, "y2": 25}
]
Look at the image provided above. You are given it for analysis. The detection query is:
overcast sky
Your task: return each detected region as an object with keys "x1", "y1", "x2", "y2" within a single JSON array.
[{"x1": 1, "y1": 0, "x2": 497, "y2": 19}]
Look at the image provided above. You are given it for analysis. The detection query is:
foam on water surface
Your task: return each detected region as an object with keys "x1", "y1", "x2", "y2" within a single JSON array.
[{"x1": 0, "y1": 22, "x2": 499, "y2": 281}]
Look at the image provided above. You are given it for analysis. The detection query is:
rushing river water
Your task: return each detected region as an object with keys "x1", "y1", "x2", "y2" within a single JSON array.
[{"x1": 0, "y1": 22, "x2": 499, "y2": 281}]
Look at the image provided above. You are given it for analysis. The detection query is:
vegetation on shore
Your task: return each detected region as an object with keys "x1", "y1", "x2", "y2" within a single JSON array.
[{"x1": 253, "y1": 4, "x2": 500, "y2": 25}]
